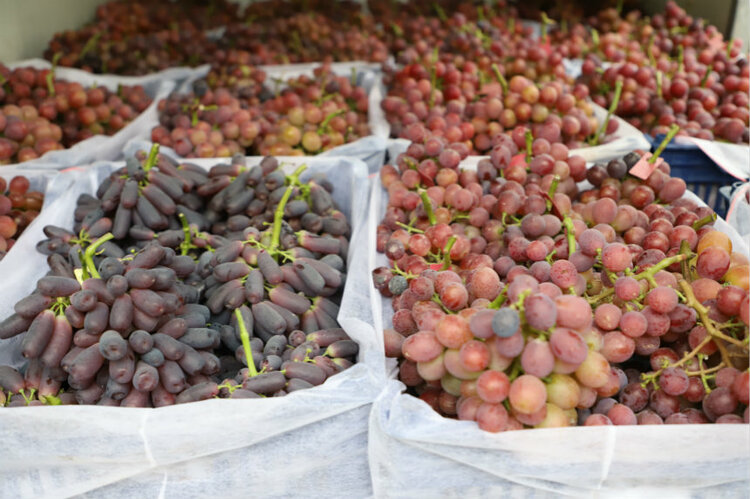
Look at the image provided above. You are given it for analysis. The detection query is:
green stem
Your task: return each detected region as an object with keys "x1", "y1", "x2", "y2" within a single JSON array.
[
  {"x1": 143, "y1": 143, "x2": 160, "y2": 172},
  {"x1": 396, "y1": 221, "x2": 424, "y2": 234},
  {"x1": 546, "y1": 175, "x2": 560, "y2": 212},
  {"x1": 591, "y1": 28, "x2": 599, "y2": 48},
  {"x1": 441, "y1": 236, "x2": 457, "y2": 270},
  {"x1": 591, "y1": 253, "x2": 688, "y2": 304},
  {"x1": 83, "y1": 233, "x2": 114, "y2": 280},
  {"x1": 433, "y1": 3, "x2": 447, "y2": 22},
  {"x1": 488, "y1": 285, "x2": 508, "y2": 309},
  {"x1": 726, "y1": 38, "x2": 735, "y2": 58},
  {"x1": 700, "y1": 64, "x2": 713, "y2": 87},
  {"x1": 318, "y1": 109, "x2": 346, "y2": 134},
  {"x1": 178, "y1": 213, "x2": 192, "y2": 256},
  {"x1": 647, "y1": 35, "x2": 656, "y2": 66},
  {"x1": 591, "y1": 79, "x2": 622, "y2": 146},
  {"x1": 692, "y1": 212, "x2": 716, "y2": 231},
  {"x1": 677, "y1": 45, "x2": 684, "y2": 73},
  {"x1": 269, "y1": 165, "x2": 307, "y2": 253},
  {"x1": 234, "y1": 308, "x2": 258, "y2": 377},
  {"x1": 650, "y1": 124, "x2": 679, "y2": 164},
  {"x1": 525, "y1": 130, "x2": 533, "y2": 163},
  {"x1": 562, "y1": 215, "x2": 576, "y2": 257},
  {"x1": 419, "y1": 190, "x2": 437, "y2": 225},
  {"x1": 491, "y1": 63, "x2": 508, "y2": 94},
  {"x1": 656, "y1": 70, "x2": 663, "y2": 98}
]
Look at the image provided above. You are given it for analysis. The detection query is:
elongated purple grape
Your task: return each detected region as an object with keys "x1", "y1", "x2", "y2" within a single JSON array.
[
  {"x1": 120, "y1": 179, "x2": 139, "y2": 208},
  {"x1": 106, "y1": 294, "x2": 132, "y2": 333},
  {"x1": 267, "y1": 286, "x2": 311, "y2": 315},
  {"x1": 297, "y1": 258, "x2": 342, "y2": 288},
  {"x1": 111, "y1": 204, "x2": 132, "y2": 240},
  {"x1": 136, "y1": 195, "x2": 169, "y2": 230},
  {"x1": 75, "y1": 382, "x2": 104, "y2": 405},
  {"x1": 263, "y1": 335, "x2": 288, "y2": 357},
  {"x1": 205, "y1": 279, "x2": 241, "y2": 314},
  {"x1": 242, "y1": 371, "x2": 287, "y2": 395},
  {"x1": 109, "y1": 349, "x2": 136, "y2": 384},
  {"x1": 132, "y1": 361, "x2": 160, "y2": 392},
  {"x1": 73, "y1": 329, "x2": 100, "y2": 348},
  {"x1": 64, "y1": 305, "x2": 85, "y2": 329},
  {"x1": 286, "y1": 377, "x2": 315, "y2": 392},
  {"x1": 294, "y1": 261, "x2": 325, "y2": 295},
  {"x1": 105, "y1": 378, "x2": 131, "y2": 400},
  {"x1": 129, "y1": 244, "x2": 166, "y2": 270},
  {"x1": 140, "y1": 347, "x2": 164, "y2": 367},
  {"x1": 0, "y1": 366, "x2": 25, "y2": 393},
  {"x1": 40, "y1": 315, "x2": 73, "y2": 368},
  {"x1": 129, "y1": 224, "x2": 154, "y2": 241},
  {"x1": 257, "y1": 250, "x2": 283, "y2": 285},
  {"x1": 152, "y1": 333, "x2": 186, "y2": 361},
  {"x1": 100, "y1": 176, "x2": 125, "y2": 211},
  {"x1": 15, "y1": 294, "x2": 54, "y2": 319},
  {"x1": 48, "y1": 253, "x2": 76, "y2": 279},
  {"x1": 126, "y1": 330, "x2": 151, "y2": 354},
  {"x1": 125, "y1": 268, "x2": 156, "y2": 289},
  {"x1": 297, "y1": 231, "x2": 340, "y2": 254},
  {"x1": 266, "y1": 301, "x2": 300, "y2": 332},
  {"x1": 301, "y1": 310, "x2": 319, "y2": 334},
  {"x1": 82, "y1": 302, "x2": 109, "y2": 335},
  {"x1": 68, "y1": 344, "x2": 105, "y2": 382},
  {"x1": 97, "y1": 330, "x2": 127, "y2": 361},
  {"x1": 38, "y1": 367, "x2": 63, "y2": 397},
  {"x1": 306, "y1": 328, "x2": 349, "y2": 347},
  {"x1": 142, "y1": 184, "x2": 176, "y2": 215},
  {"x1": 252, "y1": 302, "x2": 286, "y2": 335},
  {"x1": 157, "y1": 360, "x2": 187, "y2": 394},
  {"x1": 88, "y1": 217, "x2": 113, "y2": 238},
  {"x1": 130, "y1": 288, "x2": 166, "y2": 317},
  {"x1": 291, "y1": 341, "x2": 321, "y2": 362},
  {"x1": 310, "y1": 184, "x2": 333, "y2": 214},
  {"x1": 229, "y1": 388, "x2": 260, "y2": 399},
  {"x1": 60, "y1": 346, "x2": 84, "y2": 372},
  {"x1": 132, "y1": 307, "x2": 159, "y2": 331},
  {"x1": 21, "y1": 309, "x2": 56, "y2": 359},
  {"x1": 177, "y1": 346, "x2": 206, "y2": 375},
  {"x1": 157, "y1": 317, "x2": 186, "y2": 339},
  {"x1": 82, "y1": 278, "x2": 114, "y2": 305},
  {"x1": 179, "y1": 328, "x2": 220, "y2": 349},
  {"x1": 0, "y1": 313, "x2": 32, "y2": 340},
  {"x1": 199, "y1": 351, "x2": 221, "y2": 375},
  {"x1": 312, "y1": 356, "x2": 338, "y2": 377},
  {"x1": 244, "y1": 269, "x2": 265, "y2": 304},
  {"x1": 37, "y1": 276, "x2": 81, "y2": 297},
  {"x1": 214, "y1": 262, "x2": 250, "y2": 282},
  {"x1": 175, "y1": 382, "x2": 219, "y2": 404},
  {"x1": 314, "y1": 297, "x2": 340, "y2": 320},
  {"x1": 120, "y1": 386, "x2": 151, "y2": 407},
  {"x1": 319, "y1": 253, "x2": 345, "y2": 272},
  {"x1": 151, "y1": 382, "x2": 176, "y2": 407},
  {"x1": 23, "y1": 358, "x2": 43, "y2": 390},
  {"x1": 312, "y1": 305, "x2": 339, "y2": 330},
  {"x1": 105, "y1": 276, "x2": 128, "y2": 300},
  {"x1": 147, "y1": 170, "x2": 183, "y2": 199},
  {"x1": 324, "y1": 339, "x2": 359, "y2": 358},
  {"x1": 70, "y1": 290, "x2": 98, "y2": 313}
]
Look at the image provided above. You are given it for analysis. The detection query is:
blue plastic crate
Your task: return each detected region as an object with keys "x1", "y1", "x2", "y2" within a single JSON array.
[{"x1": 647, "y1": 134, "x2": 736, "y2": 218}]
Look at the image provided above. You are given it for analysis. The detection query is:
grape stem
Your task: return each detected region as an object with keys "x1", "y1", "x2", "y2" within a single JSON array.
[
  {"x1": 590, "y1": 79, "x2": 622, "y2": 146},
  {"x1": 396, "y1": 221, "x2": 424, "y2": 234},
  {"x1": 234, "y1": 308, "x2": 258, "y2": 378},
  {"x1": 649, "y1": 124, "x2": 680, "y2": 164},
  {"x1": 318, "y1": 109, "x2": 346, "y2": 134},
  {"x1": 700, "y1": 64, "x2": 713, "y2": 88},
  {"x1": 692, "y1": 212, "x2": 716, "y2": 231},
  {"x1": 143, "y1": 143, "x2": 160, "y2": 172},
  {"x1": 562, "y1": 215, "x2": 576, "y2": 259},
  {"x1": 441, "y1": 236, "x2": 457, "y2": 270},
  {"x1": 178, "y1": 213, "x2": 193, "y2": 256},
  {"x1": 488, "y1": 284, "x2": 508, "y2": 309},
  {"x1": 419, "y1": 190, "x2": 437, "y2": 225},
  {"x1": 82, "y1": 233, "x2": 114, "y2": 280},
  {"x1": 269, "y1": 165, "x2": 307, "y2": 254},
  {"x1": 524, "y1": 130, "x2": 534, "y2": 163},
  {"x1": 491, "y1": 63, "x2": 509, "y2": 94},
  {"x1": 587, "y1": 253, "x2": 688, "y2": 304},
  {"x1": 656, "y1": 70, "x2": 663, "y2": 99}
]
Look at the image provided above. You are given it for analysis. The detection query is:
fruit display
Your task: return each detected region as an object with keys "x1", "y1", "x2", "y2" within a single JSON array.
[
  {"x1": 0, "y1": 175, "x2": 44, "y2": 259},
  {"x1": 150, "y1": 65, "x2": 371, "y2": 158},
  {"x1": 0, "y1": 63, "x2": 152, "y2": 165},
  {"x1": 373, "y1": 131, "x2": 748, "y2": 431},
  {"x1": 0, "y1": 148, "x2": 358, "y2": 407}
]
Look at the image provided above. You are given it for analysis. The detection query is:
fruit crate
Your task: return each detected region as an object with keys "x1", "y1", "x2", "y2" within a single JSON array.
[{"x1": 647, "y1": 134, "x2": 738, "y2": 218}]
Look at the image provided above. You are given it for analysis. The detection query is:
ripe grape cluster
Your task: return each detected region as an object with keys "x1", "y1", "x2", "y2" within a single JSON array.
[
  {"x1": 382, "y1": 53, "x2": 616, "y2": 154},
  {"x1": 374, "y1": 132, "x2": 749, "y2": 432},
  {"x1": 0, "y1": 64, "x2": 151, "y2": 164},
  {"x1": 569, "y1": 2, "x2": 749, "y2": 143},
  {"x1": 0, "y1": 175, "x2": 43, "y2": 259},
  {"x1": 0, "y1": 148, "x2": 358, "y2": 407},
  {"x1": 151, "y1": 65, "x2": 370, "y2": 158}
]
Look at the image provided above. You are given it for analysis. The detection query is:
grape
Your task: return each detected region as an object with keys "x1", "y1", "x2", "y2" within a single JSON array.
[
  {"x1": 491, "y1": 308, "x2": 521, "y2": 338},
  {"x1": 509, "y1": 375, "x2": 547, "y2": 415}
]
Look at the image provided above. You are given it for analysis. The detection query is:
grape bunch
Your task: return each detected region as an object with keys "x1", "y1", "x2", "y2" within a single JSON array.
[
  {"x1": 382, "y1": 54, "x2": 616, "y2": 154},
  {"x1": 570, "y1": 2, "x2": 749, "y2": 143},
  {"x1": 0, "y1": 149, "x2": 358, "y2": 407},
  {"x1": 0, "y1": 175, "x2": 44, "y2": 259},
  {"x1": 151, "y1": 65, "x2": 370, "y2": 159},
  {"x1": 0, "y1": 63, "x2": 152, "y2": 164},
  {"x1": 374, "y1": 130, "x2": 748, "y2": 432}
]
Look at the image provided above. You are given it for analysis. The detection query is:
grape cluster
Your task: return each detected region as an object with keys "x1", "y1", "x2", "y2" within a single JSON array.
[
  {"x1": 569, "y1": 2, "x2": 749, "y2": 143},
  {"x1": 0, "y1": 64, "x2": 151, "y2": 164},
  {"x1": 151, "y1": 65, "x2": 370, "y2": 158},
  {"x1": 374, "y1": 132, "x2": 749, "y2": 432},
  {"x1": 0, "y1": 176, "x2": 43, "y2": 259},
  {"x1": 0, "y1": 148, "x2": 358, "y2": 407},
  {"x1": 382, "y1": 54, "x2": 615, "y2": 154}
]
